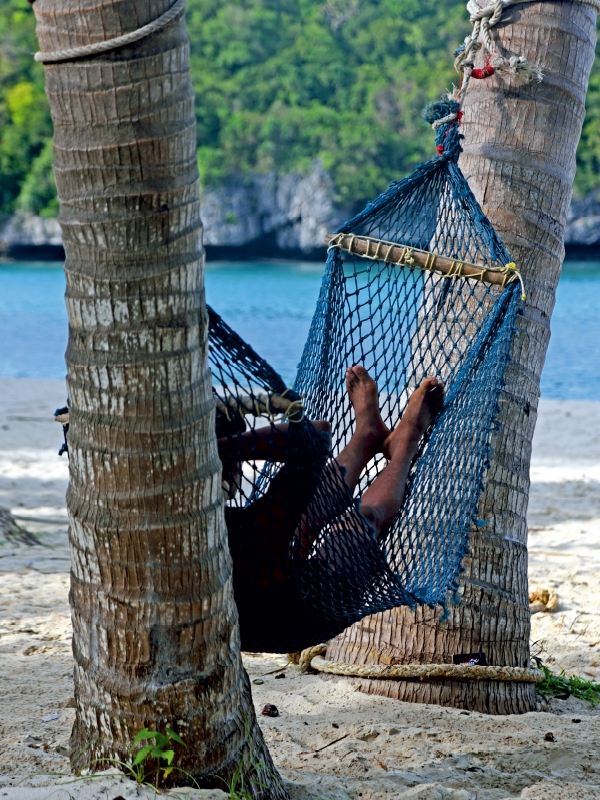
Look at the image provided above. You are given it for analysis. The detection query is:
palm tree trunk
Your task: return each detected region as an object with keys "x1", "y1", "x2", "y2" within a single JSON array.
[
  {"x1": 327, "y1": 0, "x2": 598, "y2": 714},
  {"x1": 32, "y1": 1, "x2": 287, "y2": 793}
]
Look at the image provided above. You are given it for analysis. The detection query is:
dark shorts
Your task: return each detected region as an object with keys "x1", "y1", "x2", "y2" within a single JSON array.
[{"x1": 222, "y1": 428, "x2": 391, "y2": 653}]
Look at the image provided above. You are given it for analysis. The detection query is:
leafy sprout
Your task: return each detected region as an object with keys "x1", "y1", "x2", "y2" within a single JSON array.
[{"x1": 130, "y1": 727, "x2": 186, "y2": 789}]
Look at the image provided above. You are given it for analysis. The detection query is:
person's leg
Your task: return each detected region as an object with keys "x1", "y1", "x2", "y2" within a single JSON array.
[
  {"x1": 217, "y1": 419, "x2": 331, "y2": 464},
  {"x1": 295, "y1": 367, "x2": 392, "y2": 555},
  {"x1": 358, "y1": 376, "x2": 444, "y2": 537},
  {"x1": 335, "y1": 366, "x2": 390, "y2": 492},
  {"x1": 218, "y1": 364, "x2": 385, "y2": 478}
]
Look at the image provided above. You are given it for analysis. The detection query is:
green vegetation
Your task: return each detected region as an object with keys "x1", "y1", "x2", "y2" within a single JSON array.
[
  {"x1": 0, "y1": 0, "x2": 52, "y2": 215},
  {"x1": 87, "y1": 726, "x2": 187, "y2": 789},
  {"x1": 537, "y1": 663, "x2": 600, "y2": 706},
  {"x1": 78, "y1": 720, "x2": 275, "y2": 797},
  {"x1": 0, "y1": 0, "x2": 599, "y2": 217}
]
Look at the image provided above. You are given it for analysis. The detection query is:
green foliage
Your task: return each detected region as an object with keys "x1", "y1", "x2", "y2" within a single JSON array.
[
  {"x1": 129, "y1": 726, "x2": 186, "y2": 788},
  {"x1": 187, "y1": 0, "x2": 470, "y2": 209},
  {"x1": 0, "y1": 0, "x2": 52, "y2": 214},
  {"x1": 16, "y1": 138, "x2": 57, "y2": 216},
  {"x1": 574, "y1": 35, "x2": 600, "y2": 199},
  {"x1": 536, "y1": 663, "x2": 600, "y2": 706},
  {"x1": 0, "y1": 0, "x2": 599, "y2": 216},
  {"x1": 87, "y1": 726, "x2": 187, "y2": 790}
]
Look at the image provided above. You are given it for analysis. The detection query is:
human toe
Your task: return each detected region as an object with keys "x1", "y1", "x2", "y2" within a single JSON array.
[{"x1": 351, "y1": 365, "x2": 371, "y2": 382}]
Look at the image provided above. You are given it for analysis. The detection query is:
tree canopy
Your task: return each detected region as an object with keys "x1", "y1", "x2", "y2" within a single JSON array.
[{"x1": 0, "y1": 0, "x2": 598, "y2": 217}]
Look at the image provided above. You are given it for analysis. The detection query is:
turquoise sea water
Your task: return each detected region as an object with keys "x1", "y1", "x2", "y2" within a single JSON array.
[{"x1": 0, "y1": 259, "x2": 598, "y2": 400}]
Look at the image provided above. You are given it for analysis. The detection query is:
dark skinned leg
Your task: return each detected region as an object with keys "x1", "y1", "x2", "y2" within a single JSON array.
[
  {"x1": 359, "y1": 377, "x2": 444, "y2": 536},
  {"x1": 217, "y1": 420, "x2": 331, "y2": 465},
  {"x1": 335, "y1": 366, "x2": 390, "y2": 492}
]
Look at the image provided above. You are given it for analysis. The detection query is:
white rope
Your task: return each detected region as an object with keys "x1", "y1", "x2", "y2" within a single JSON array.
[
  {"x1": 431, "y1": 112, "x2": 459, "y2": 131},
  {"x1": 34, "y1": 0, "x2": 187, "y2": 64},
  {"x1": 456, "y1": 0, "x2": 550, "y2": 98}
]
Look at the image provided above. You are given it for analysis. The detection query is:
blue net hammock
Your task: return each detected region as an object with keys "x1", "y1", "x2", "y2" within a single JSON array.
[{"x1": 207, "y1": 104, "x2": 523, "y2": 654}]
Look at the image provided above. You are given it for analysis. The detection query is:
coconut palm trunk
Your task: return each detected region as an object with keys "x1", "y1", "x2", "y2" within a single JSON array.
[
  {"x1": 327, "y1": 0, "x2": 598, "y2": 715},
  {"x1": 31, "y1": 1, "x2": 287, "y2": 793}
]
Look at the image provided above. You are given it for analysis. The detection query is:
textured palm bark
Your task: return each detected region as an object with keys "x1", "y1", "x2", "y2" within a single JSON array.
[
  {"x1": 32, "y1": 2, "x2": 287, "y2": 794},
  {"x1": 327, "y1": 1, "x2": 597, "y2": 714}
]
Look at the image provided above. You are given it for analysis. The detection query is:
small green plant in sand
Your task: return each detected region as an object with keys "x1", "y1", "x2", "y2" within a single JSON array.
[
  {"x1": 536, "y1": 663, "x2": 600, "y2": 705},
  {"x1": 84, "y1": 726, "x2": 187, "y2": 790},
  {"x1": 22, "y1": 721, "x2": 281, "y2": 799},
  {"x1": 129, "y1": 727, "x2": 186, "y2": 788}
]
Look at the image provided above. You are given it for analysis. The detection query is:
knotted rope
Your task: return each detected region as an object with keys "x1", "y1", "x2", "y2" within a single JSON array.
[
  {"x1": 458, "y1": 0, "x2": 600, "y2": 97},
  {"x1": 33, "y1": 0, "x2": 187, "y2": 64},
  {"x1": 426, "y1": 0, "x2": 600, "y2": 141},
  {"x1": 456, "y1": 0, "x2": 543, "y2": 98}
]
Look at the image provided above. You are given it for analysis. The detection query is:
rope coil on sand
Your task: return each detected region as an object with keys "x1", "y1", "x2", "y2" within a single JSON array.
[{"x1": 33, "y1": 0, "x2": 187, "y2": 63}]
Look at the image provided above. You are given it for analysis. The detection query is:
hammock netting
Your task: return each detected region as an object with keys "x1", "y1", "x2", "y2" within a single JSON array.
[{"x1": 207, "y1": 111, "x2": 522, "y2": 654}]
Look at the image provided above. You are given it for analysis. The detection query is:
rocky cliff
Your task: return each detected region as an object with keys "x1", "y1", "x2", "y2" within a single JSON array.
[
  {"x1": 201, "y1": 162, "x2": 348, "y2": 257},
  {"x1": 564, "y1": 190, "x2": 600, "y2": 253},
  {"x1": 2, "y1": 167, "x2": 599, "y2": 260},
  {"x1": 0, "y1": 213, "x2": 63, "y2": 260}
]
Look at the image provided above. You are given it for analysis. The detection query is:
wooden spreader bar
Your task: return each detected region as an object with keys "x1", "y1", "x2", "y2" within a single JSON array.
[{"x1": 325, "y1": 232, "x2": 518, "y2": 289}]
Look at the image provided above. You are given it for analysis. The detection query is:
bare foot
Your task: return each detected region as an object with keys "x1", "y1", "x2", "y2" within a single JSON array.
[
  {"x1": 346, "y1": 365, "x2": 390, "y2": 454},
  {"x1": 382, "y1": 377, "x2": 444, "y2": 460}
]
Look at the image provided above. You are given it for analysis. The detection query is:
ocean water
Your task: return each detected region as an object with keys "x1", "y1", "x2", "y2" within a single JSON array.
[{"x1": 0, "y1": 258, "x2": 598, "y2": 400}]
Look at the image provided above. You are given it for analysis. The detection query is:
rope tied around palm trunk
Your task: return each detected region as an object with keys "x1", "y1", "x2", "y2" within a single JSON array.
[
  {"x1": 455, "y1": 0, "x2": 544, "y2": 98},
  {"x1": 306, "y1": 655, "x2": 544, "y2": 684},
  {"x1": 293, "y1": 646, "x2": 543, "y2": 683},
  {"x1": 33, "y1": 0, "x2": 599, "y2": 67},
  {"x1": 32, "y1": 0, "x2": 187, "y2": 64},
  {"x1": 458, "y1": 0, "x2": 600, "y2": 95}
]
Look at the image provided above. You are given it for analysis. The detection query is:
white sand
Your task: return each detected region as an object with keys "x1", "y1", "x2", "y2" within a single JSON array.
[{"x1": 0, "y1": 378, "x2": 599, "y2": 799}]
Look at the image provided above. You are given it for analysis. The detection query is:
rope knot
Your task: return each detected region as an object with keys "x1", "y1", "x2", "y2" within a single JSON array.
[
  {"x1": 458, "y1": 1, "x2": 543, "y2": 98},
  {"x1": 502, "y1": 262, "x2": 527, "y2": 301},
  {"x1": 490, "y1": 52, "x2": 543, "y2": 84}
]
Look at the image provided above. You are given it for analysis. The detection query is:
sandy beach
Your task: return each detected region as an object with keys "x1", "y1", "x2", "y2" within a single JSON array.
[{"x1": 0, "y1": 377, "x2": 599, "y2": 799}]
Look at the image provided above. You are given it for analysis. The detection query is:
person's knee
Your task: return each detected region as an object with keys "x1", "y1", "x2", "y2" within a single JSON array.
[
  {"x1": 313, "y1": 420, "x2": 332, "y2": 434},
  {"x1": 359, "y1": 503, "x2": 384, "y2": 537}
]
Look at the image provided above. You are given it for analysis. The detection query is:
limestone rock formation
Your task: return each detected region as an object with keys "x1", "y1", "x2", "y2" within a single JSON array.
[
  {"x1": 200, "y1": 161, "x2": 347, "y2": 255},
  {"x1": 565, "y1": 189, "x2": 600, "y2": 247},
  {"x1": 2, "y1": 170, "x2": 599, "y2": 259}
]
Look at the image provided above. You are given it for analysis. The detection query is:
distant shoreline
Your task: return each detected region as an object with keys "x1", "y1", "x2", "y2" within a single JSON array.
[{"x1": 2, "y1": 241, "x2": 600, "y2": 264}]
